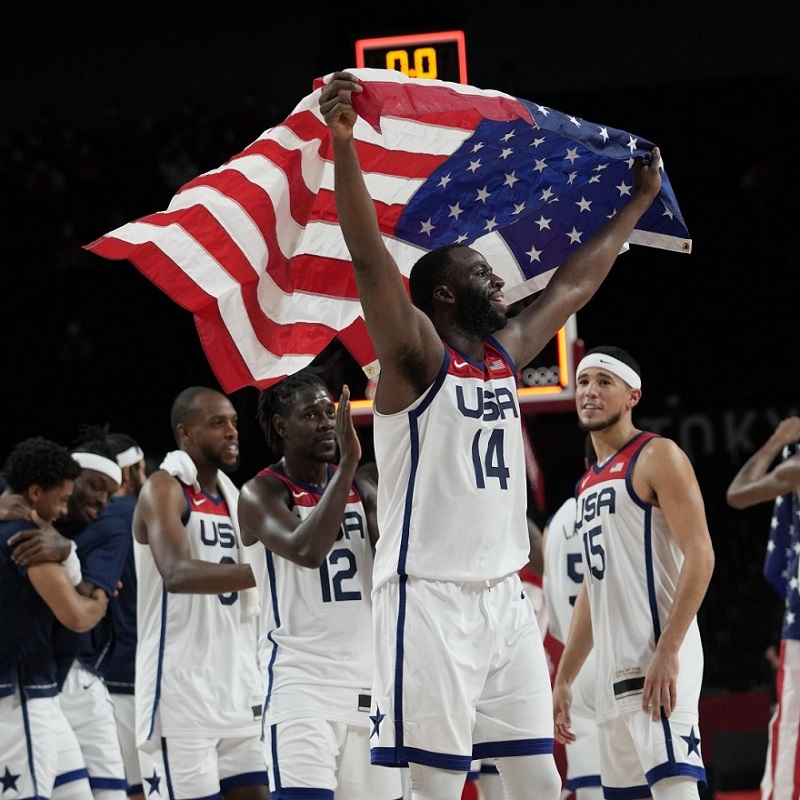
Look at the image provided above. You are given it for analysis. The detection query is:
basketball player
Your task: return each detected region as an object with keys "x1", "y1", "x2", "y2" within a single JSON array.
[
  {"x1": 0, "y1": 437, "x2": 107, "y2": 800},
  {"x1": 726, "y1": 416, "x2": 800, "y2": 800},
  {"x1": 542, "y1": 435, "x2": 602, "y2": 800},
  {"x1": 133, "y1": 387, "x2": 268, "y2": 800},
  {"x1": 320, "y1": 72, "x2": 663, "y2": 800},
  {"x1": 552, "y1": 346, "x2": 715, "y2": 800},
  {"x1": 238, "y1": 370, "x2": 403, "y2": 799},
  {"x1": 54, "y1": 428, "x2": 130, "y2": 800}
]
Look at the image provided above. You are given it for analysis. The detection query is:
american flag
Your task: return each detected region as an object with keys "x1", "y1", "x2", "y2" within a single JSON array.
[
  {"x1": 764, "y1": 442, "x2": 800, "y2": 641},
  {"x1": 84, "y1": 68, "x2": 691, "y2": 393}
]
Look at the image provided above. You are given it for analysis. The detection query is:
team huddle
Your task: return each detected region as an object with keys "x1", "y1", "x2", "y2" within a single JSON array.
[{"x1": 2, "y1": 69, "x2": 797, "y2": 800}]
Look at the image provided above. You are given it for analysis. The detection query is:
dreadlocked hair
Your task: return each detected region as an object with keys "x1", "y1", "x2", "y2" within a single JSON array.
[
  {"x1": 71, "y1": 422, "x2": 115, "y2": 458},
  {"x1": 256, "y1": 370, "x2": 328, "y2": 456}
]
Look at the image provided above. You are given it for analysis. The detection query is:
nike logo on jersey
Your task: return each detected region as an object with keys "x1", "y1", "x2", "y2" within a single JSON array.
[
  {"x1": 192, "y1": 497, "x2": 207, "y2": 506},
  {"x1": 291, "y1": 490, "x2": 308, "y2": 498},
  {"x1": 453, "y1": 360, "x2": 468, "y2": 368}
]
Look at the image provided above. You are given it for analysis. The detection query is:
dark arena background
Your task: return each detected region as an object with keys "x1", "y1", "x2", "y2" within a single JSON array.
[{"x1": 3, "y1": 2, "x2": 798, "y2": 787}]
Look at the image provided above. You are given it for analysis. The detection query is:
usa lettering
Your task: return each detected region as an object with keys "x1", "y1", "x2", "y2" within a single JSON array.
[
  {"x1": 576, "y1": 488, "x2": 616, "y2": 530},
  {"x1": 199, "y1": 519, "x2": 237, "y2": 548},
  {"x1": 456, "y1": 386, "x2": 519, "y2": 420},
  {"x1": 336, "y1": 511, "x2": 365, "y2": 542}
]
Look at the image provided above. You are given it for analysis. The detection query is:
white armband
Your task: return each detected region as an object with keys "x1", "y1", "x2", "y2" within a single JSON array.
[{"x1": 63, "y1": 541, "x2": 83, "y2": 587}]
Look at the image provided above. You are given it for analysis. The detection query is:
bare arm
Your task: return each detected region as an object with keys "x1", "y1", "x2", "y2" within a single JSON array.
[
  {"x1": 8, "y1": 525, "x2": 72, "y2": 566},
  {"x1": 28, "y1": 562, "x2": 108, "y2": 632},
  {"x1": 552, "y1": 583, "x2": 594, "y2": 744},
  {"x1": 356, "y1": 469, "x2": 380, "y2": 549},
  {"x1": 319, "y1": 72, "x2": 444, "y2": 409},
  {"x1": 497, "y1": 149, "x2": 663, "y2": 368},
  {"x1": 239, "y1": 387, "x2": 366, "y2": 566},
  {"x1": 634, "y1": 438, "x2": 715, "y2": 720},
  {"x1": 0, "y1": 491, "x2": 33, "y2": 522},
  {"x1": 726, "y1": 416, "x2": 800, "y2": 508},
  {"x1": 133, "y1": 471, "x2": 254, "y2": 594},
  {"x1": 526, "y1": 516, "x2": 544, "y2": 578}
]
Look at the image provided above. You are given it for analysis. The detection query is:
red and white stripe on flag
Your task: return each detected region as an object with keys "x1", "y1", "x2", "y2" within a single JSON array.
[{"x1": 85, "y1": 70, "x2": 534, "y2": 392}]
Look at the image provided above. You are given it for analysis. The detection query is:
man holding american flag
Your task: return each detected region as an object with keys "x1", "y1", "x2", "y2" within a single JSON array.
[
  {"x1": 727, "y1": 417, "x2": 800, "y2": 800},
  {"x1": 319, "y1": 70, "x2": 664, "y2": 800}
]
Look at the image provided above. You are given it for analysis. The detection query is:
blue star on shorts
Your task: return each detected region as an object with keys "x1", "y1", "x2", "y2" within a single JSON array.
[
  {"x1": 1, "y1": 767, "x2": 20, "y2": 792},
  {"x1": 144, "y1": 769, "x2": 162, "y2": 796},
  {"x1": 370, "y1": 706, "x2": 386, "y2": 739},
  {"x1": 681, "y1": 727, "x2": 701, "y2": 756}
]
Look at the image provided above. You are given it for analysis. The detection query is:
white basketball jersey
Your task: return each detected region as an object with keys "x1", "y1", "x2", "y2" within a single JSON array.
[
  {"x1": 543, "y1": 495, "x2": 597, "y2": 715},
  {"x1": 575, "y1": 432, "x2": 704, "y2": 722},
  {"x1": 135, "y1": 481, "x2": 262, "y2": 746},
  {"x1": 372, "y1": 339, "x2": 529, "y2": 588},
  {"x1": 253, "y1": 465, "x2": 375, "y2": 727}
]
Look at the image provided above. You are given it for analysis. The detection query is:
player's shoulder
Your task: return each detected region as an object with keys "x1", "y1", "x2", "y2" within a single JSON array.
[
  {"x1": 638, "y1": 433, "x2": 687, "y2": 461},
  {"x1": 634, "y1": 433, "x2": 696, "y2": 485}
]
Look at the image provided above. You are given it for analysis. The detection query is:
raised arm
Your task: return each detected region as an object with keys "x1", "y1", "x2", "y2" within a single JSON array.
[
  {"x1": 634, "y1": 438, "x2": 715, "y2": 720},
  {"x1": 497, "y1": 149, "x2": 663, "y2": 368},
  {"x1": 319, "y1": 72, "x2": 444, "y2": 406},
  {"x1": 726, "y1": 416, "x2": 800, "y2": 508},
  {"x1": 239, "y1": 387, "x2": 365, "y2": 566},
  {"x1": 28, "y1": 562, "x2": 108, "y2": 632},
  {"x1": 133, "y1": 471, "x2": 255, "y2": 594}
]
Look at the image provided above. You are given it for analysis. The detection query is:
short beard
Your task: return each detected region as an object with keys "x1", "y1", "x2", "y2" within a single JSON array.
[
  {"x1": 454, "y1": 292, "x2": 508, "y2": 339},
  {"x1": 578, "y1": 408, "x2": 623, "y2": 432},
  {"x1": 220, "y1": 456, "x2": 240, "y2": 474}
]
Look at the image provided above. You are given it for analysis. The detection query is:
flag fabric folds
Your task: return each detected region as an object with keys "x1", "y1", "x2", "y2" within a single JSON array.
[{"x1": 85, "y1": 67, "x2": 691, "y2": 394}]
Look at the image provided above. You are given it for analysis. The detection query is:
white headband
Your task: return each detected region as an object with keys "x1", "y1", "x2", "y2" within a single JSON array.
[
  {"x1": 116, "y1": 445, "x2": 145, "y2": 469},
  {"x1": 576, "y1": 353, "x2": 641, "y2": 389},
  {"x1": 72, "y1": 452, "x2": 122, "y2": 485}
]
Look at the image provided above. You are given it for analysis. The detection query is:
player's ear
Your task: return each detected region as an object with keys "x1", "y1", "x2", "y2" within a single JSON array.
[
  {"x1": 629, "y1": 388, "x2": 642, "y2": 408},
  {"x1": 272, "y1": 413, "x2": 286, "y2": 439},
  {"x1": 433, "y1": 284, "x2": 455, "y2": 304}
]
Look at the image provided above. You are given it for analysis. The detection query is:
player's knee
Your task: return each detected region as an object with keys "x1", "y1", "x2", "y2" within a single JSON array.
[
  {"x1": 497, "y1": 754, "x2": 562, "y2": 800},
  {"x1": 651, "y1": 775, "x2": 701, "y2": 800}
]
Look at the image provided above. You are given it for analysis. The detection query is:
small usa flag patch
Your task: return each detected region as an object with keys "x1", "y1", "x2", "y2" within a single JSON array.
[{"x1": 610, "y1": 462, "x2": 624, "y2": 473}]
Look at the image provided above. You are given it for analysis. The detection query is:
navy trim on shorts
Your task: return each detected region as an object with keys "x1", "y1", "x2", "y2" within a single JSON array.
[
  {"x1": 602, "y1": 784, "x2": 651, "y2": 800},
  {"x1": 473, "y1": 737, "x2": 553, "y2": 759},
  {"x1": 568, "y1": 774, "x2": 602, "y2": 790}
]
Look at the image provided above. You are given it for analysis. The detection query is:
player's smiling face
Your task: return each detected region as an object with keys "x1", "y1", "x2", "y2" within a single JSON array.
[
  {"x1": 449, "y1": 249, "x2": 508, "y2": 337},
  {"x1": 68, "y1": 469, "x2": 118, "y2": 525},
  {"x1": 189, "y1": 395, "x2": 240, "y2": 472},
  {"x1": 576, "y1": 368, "x2": 629, "y2": 431},
  {"x1": 32, "y1": 480, "x2": 75, "y2": 523}
]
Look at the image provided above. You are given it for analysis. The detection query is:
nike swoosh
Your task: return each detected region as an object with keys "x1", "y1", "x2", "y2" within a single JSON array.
[
  {"x1": 291, "y1": 490, "x2": 308, "y2": 498},
  {"x1": 192, "y1": 497, "x2": 207, "y2": 506},
  {"x1": 453, "y1": 360, "x2": 468, "y2": 369}
]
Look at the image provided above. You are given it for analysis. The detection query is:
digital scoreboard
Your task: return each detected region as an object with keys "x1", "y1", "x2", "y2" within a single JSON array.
[{"x1": 354, "y1": 30, "x2": 468, "y2": 84}]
